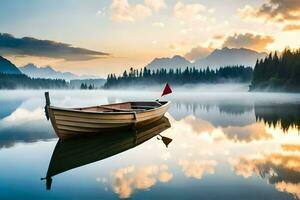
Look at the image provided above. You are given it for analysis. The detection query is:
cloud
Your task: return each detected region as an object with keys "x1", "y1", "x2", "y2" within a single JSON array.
[
  {"x1": 222, "y1": 122, "x2": 273, "y2": 143},
  {"x1": 96, "y1": 8, "x2": 106, "y2": 17},
  {"x1": 168, "y1": 43, "x2": 179, "y2": 50},
  {"x1": 237, "y1": 5, "x2": 259, "y2": 21},
  {"x1": 111, "y1": 165, "x2": 173, "y2": 198},
  {"x1": 276, "y1": 182, "x2": 300, "y2": 199},
  {"x1": 173, "y1": 2, "x2": 208, "y2": 22},
  {"x1": 179, "y1": 159, "x2": 216, "y2": 179},
  {"x1": 283, "y1": 24, "x2": 300, "y2": 31},
  {"x1": 184, "y1": 45, "x2": 213, "y2": 61},
  {"x1": 179, "y1": 116, "x2": 272, "y2": 144},
  {"x1": 213, "y1": 35, "x2": 224, "y2": 40},
  {"x1": 1, "y1": 108, "x2": 43, "y2": 123},
  {"x1": 183, "y1": 116, "x2": 215, "y2": 134},
  {"x1": 281, "y1": 144, "x2": 300, "y2": 152},
  {"x1": 0, "y1": 107, "x2": 54, "y2": 149},
  {"x1": 222, "y1": 33, "x2": 274, "y2": 51},
  {"x1": 238, "y1": 0, "x2": 300, "y2": 22},
  {"x1": 232, "y1": 153, "x2": 300, "y2": 184},
  {"x1": 145, "y1": 0, "x2": 166, "y2": 11},
  {"x1": 0, "y1": 33, "x2": 109, "y2": 61},
  {"x1": 152, "y1": 22, "x2": 165, "y2": 28},
  {"x1": 168, "y1": 39, "x2": 189, "y2": 52},
  {"x1": 111, "y1": 0, "x2": 152, "y2": 22},
  {"x1": 232, "y1": 152, "x2": 300, "y2": 198},
  {"x1": 158, "y1": 171, "x2": 173, "y2": 182}
]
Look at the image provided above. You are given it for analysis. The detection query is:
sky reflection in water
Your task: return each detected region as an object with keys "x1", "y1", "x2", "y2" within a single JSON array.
[{"x1": 0, "y1": 90, "x2": 299, "y2": 199}]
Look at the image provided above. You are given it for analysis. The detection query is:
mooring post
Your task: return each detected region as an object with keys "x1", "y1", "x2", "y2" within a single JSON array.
[
  {"x1": 44, "y1": 92, "x2": 50, "y2": 120},
  {"x1": 45, "y1": 92, "x2": 50, "y2": 106}
]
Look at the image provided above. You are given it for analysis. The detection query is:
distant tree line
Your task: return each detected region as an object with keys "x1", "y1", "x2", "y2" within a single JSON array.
[
  {"x1": 80, "y1": 83, "x2": 95, "y2": 90},
  {"x1": 0, "y1": 73, "x2": 102, "y2": 90},
  {"x1": 0, "y1": 73, "x2": 68, "y2": 89},
  {"x1": 250, "y1": 48, "x2": 300, "y2": 92},
  {"x1": 104, "y1": 66, "x2": 253, "y2": 88},
  {"x1": 70, "y1": 79, "x2": 105, "y2": 89}
]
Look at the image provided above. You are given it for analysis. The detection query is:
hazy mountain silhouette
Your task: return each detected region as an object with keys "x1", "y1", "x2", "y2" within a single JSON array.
[
  {"x1": 0, "y1": 56, "x2": 22, "y2": 74},
  {"x1": 194, "y1": 47, "x2": 267, "y2": 69},
  {"x1": 19, "y1": 63, "x2": 99, "y2": 80},
  {"x1": 146, "y1": 47, "x2": 267, "y2": 69},
  {"x1": 146, "y1": 55, "x2": 191, "y2": 70}
]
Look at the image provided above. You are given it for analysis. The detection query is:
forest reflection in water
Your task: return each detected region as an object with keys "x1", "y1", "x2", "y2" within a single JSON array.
[{"x1": 0, "y1": 91, "x2": 299, "y2": 199}]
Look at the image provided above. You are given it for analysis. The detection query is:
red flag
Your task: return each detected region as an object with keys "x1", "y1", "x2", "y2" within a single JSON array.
[{"x1": 161, "y1": 83, "x2": 172, "y2": 97}]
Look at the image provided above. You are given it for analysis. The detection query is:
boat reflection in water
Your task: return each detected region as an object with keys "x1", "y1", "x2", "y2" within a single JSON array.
[{"x1": 42, "y1": 116, "x2": 172, "y2": 190}]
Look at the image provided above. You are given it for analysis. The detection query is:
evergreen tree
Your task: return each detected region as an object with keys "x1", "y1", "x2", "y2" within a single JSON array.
[{"x1": 251, "y1": 48, "x2": 300, "y2": 92}]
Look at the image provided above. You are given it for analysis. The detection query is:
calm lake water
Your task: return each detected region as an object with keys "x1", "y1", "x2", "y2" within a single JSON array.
[{"x1": 0, "y1": 90, "x2": 299, "y2": 199}]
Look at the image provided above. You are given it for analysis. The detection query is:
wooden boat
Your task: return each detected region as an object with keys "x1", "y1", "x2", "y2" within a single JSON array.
[
  {"x1": 42, "y1": 117, "x2": 171, "y2": 190},
  {"x1": 44, "y1": 92, "x2": 171, "y2": 139}
]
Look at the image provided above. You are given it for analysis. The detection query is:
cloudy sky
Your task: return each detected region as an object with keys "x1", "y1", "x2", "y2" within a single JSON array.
[{"x1": 0, "y1": 0, "x2": 300, "y2": 77}]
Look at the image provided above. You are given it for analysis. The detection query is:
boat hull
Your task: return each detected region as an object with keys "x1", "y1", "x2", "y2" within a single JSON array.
[{"x1": 47, "y1": 101, "x2": 170, "y2": 139}]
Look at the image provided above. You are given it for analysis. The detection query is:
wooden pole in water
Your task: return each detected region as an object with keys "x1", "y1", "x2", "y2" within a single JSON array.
[
  {"x1": 44, "y1": 92, "x2": 50, "y2": 120},
  {"x1": 45, "y1": 92, "x2": 50, "y2": 106}
]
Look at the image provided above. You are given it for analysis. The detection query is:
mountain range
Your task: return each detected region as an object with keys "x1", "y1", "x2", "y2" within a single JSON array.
[
  {"x1": 19, "y1": 64, "x2": 100, "y2": 80},
  {"x1": 146, "y1": 47, "x2": 267, "y2": 70},
  {"x1": 0, "y1": 56, "x2": 22, "y2": 74},
  {"x1": 1, "y1": 47, "x2": 267, "y2": 79}
]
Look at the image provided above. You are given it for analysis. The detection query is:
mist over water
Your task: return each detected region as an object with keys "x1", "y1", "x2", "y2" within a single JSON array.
[
  {"x1": 102, "y1": 83, "x2": 251, "y2": 92},
  {"x1": 0, "y1": 90, "x2": 299, "y2": 199},
  {"x1": 167, "y1": 83, "x2": 250, "y2": 92}
]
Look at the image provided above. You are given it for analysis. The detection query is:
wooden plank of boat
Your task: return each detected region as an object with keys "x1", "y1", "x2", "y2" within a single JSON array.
[
  {"x1": 44, "y1": 92, "x2": 171, "y2": 139},
  {"x1": 42, "y1": 117, "x2": 171, "y2": 190}
]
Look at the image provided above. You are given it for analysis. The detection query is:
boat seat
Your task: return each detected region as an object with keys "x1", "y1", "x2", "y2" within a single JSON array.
[
  {"x1": 132, "y1": 106, "x2": 157, "y2": 109},
  {"x1": 100, "y1": 107, "x2": 146, "y2": 112}
]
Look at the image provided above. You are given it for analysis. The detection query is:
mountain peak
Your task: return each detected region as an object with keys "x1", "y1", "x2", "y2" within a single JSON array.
[
  {"x1": 221, "y1": 47, "x2": 230, "y2": 50},
  {"x1": 23, "y1": 63, "x2": 38, "y2": 69},
  {"x1": 44, "y1": 66, "x2": 52, "y2": 69},
  {"x1": 146, "y1": 55, "x2": 191, "y2": 69},
  {"x1": 0, "y1": 56, "x2": 22, "y2": 74},
  {"x1": 172, "y1": 55, "x2": 184, "y2": 59}
]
